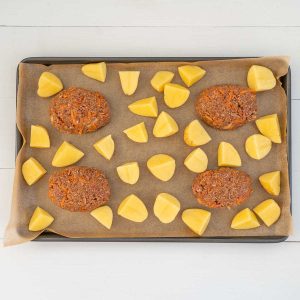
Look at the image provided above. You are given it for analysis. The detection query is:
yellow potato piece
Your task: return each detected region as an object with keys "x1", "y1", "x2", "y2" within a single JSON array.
[
  {"x1": 184, "y1": 148, "x2": 208, "y2": 173},
  {"x1": 128, "y1": 96, "x2": 158, "y2": 117},
  {"x1": 247, "y1": 65, "x2": 276, "y2": 92},
  {"x1": 253, "y1": 199, "x2": 281, "y2": 227},
  {"x1": 154, "y1": 193, "x2": 181, "y2": 224},
  {"x1": 164, "y1": 83, "x2": 190, "y2": 108},
  {"x1": 151, "y1": 71, "x2": 175, "y2": 92},
  {"x1": 147, "y1": 154, "x2": 176, "y2": 182},
  {"x1": 93, "y1": 135, "x2": 115, "y2": 160},
  {"x1": 231, "y1": 208, "x2": 260, "y2": 230},
  {"x1": 118, "y1": 194, "x2": 148, "y2": 222},
  {"x1": 81, "y1": 62, "x2": 107, "y2": 82},
  {"x1": 259, "y1": 171, "x2": 280, "y2": 196},
  {"x1": 123, "y1": 122, "x2": 148, "y2": 143},
  {"x1": 29, "y1": 206, "x2": 54, "y2": 231},
  {"x1": 178, "y1": 65, "x2": 206, "y2": 87},
  {"x1": 245, "y1": 134, "x2": 272, "y2": 160},
  {"x1": 52, "y1": 141, "x2": 84, "y2": 167},
  {"x1": 117, "y1": 162, "x2": 140, "y2": 185},
  {"x1": 30, "y1": 125, "x2": 50, "y2": 148},
  {"x1": 256, "y1": 114, "x2": 282, "y2": 143},
  {"x1": 218, "y1": 141, "x2": 241, "y2": 167},
  {"x1": 90, "y1": 206, "x2": 113, "y2": 229},
  {"x1": 153, "y1": 111, "x2": 179, "y2": 138},
  {"x1": 22, "y1": 157, "x2": 47, "y2": 186},
  {"x1": 184, "y1": 119, "x2": 211, "y2": 146},
  {"x1": 182, "y1": 208, "x2": 211, "y2": 236},
  {"x1": 119, "y1": 71, "x2": 140, "y2": 95},
  {"x1": 37, "y1": 71, "x2": 63, "y2": 97}
]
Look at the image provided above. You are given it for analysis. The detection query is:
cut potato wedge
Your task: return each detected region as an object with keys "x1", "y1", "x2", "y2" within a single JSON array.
[
  {"x1": 253, "y1": 199, "x2": 281, "y2": 227},
  {"x1": 245, "y1": 134, "x2": 272, "y2": 160},
  {"x1": 256, "y1": 114, "x2": 281, "y2": 143},
  {"x1": 231, "y1": 208, "x2": 260, "y2": 229},
  {"x1": 164, "y1": 83, "x2": 190, "y2": 108},
  {"x1": 182, "y1": 208, "x2": 211, "y2": 236},
  {"x1": 178, "y1": 65, "x2": 206, "y2": 87},
  {"x1": 123, "y1": 122, "x2": 148, "y2": 143},
  {"x1": 37, "y1": 71, "x2": 63, "y2": 97},
  {"x1": 247, "y1": 65, "x2": 276, "y2": 92},
  {"x1": 147, "y1": 154, "x2": 176, "y2": 182},
  {"x1": 184, "y1": 148, "x2": 208, "y2": 173},
  {"x1": 128, "y1": 96, "x2": 158, "y2": 117},
  {"x1": 93, "y1": 135, "x2": 115, "y2": 160},
  {"x1": 119, "y1": 71, "x2": 140, "y2": 95},
  {"x1": 30, "y1": 125, "x2": 50, "y2": 148},
  {"x1": 151, "y1": 71, "x2": 174, "y2": 92},
  {"x1": 90, "y1": 206, "x2": 113, "y2": 229},
  {"x1": 81, "y1": 62, "x2": 106, "y2": 82},
  {"x1": 259, "y1": 171, "x2": 280, "y2": 196},
  {"x1": 22, "y1": 157, "x2": 47, "y2": 186},
  {"x1": 153, "y1": 111, "x2": 179, "y2": 138},
  {"x1": 117, "y1": 162, "x2": 140, "y2": 185},
  {"x1": 218, "y1": 141, "x2": 241, "y2": 167},
  {"x1": 184, "y1": 120, "x2": 211, "y2": 146},
  {"x1": 28, "y1": 207, "x2": 54, "y2": 232}
]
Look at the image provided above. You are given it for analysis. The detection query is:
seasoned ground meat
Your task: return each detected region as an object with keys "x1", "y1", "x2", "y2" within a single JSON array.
[
  {"x1": 195, "y1": 85, "x2": 257, "y2": 130},
  {"x1": 48, "y1": 166, "x2": 110, "y2": 212},
  {"x1": 49, "y1": 87, "x2": 110, "y2": 134},
  {"x1": 192, "y1": 168, "x2": 252, "y2": 208}
]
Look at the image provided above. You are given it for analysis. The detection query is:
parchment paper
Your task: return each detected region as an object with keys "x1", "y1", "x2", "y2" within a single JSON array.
[{"x1": 4, "y1": 57, "x2": 292, "y2": 246}]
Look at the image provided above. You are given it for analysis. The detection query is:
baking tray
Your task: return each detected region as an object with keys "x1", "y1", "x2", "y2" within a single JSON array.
[{"x1": 16, "y1": 57, "x2": 292, "y2": 243}]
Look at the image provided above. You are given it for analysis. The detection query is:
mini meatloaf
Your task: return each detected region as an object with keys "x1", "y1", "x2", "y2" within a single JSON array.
[
  {"x1": 49, "y1": 87, "x2": 110, "y2": 134},
  {"x1": 48, "y1": 166, "x2": 110, "y2": 212},
  {"x1": 192, "y1": 168, "x2": 252, "y2": 208},
  {"x1": 195, "y1": 85, "x2": 257, "y2": 130}
]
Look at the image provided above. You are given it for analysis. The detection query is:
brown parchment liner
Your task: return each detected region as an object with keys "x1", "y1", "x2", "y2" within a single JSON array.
[{"x1": 4, "y1": 57, "x2": 292, "y2": 246}]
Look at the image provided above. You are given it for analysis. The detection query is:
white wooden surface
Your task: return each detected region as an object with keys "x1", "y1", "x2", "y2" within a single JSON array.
[{"x1": 0, "y1": 1, "x2": 300, "y2": 299}]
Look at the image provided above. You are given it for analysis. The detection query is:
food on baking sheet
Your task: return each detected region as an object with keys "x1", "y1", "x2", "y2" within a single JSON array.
[
  {"x1": 90, "y1": 206, "x2": 113, "y2": 229},
  {"x1": 118, "y1": 194, "x2": 148, "y2": 222},
  {"x1": 184, "y1": 148, "x2": 208, "y2": 173},
  {"x1": 22, "y1": 157, "x2": 47, "y2": 186},
  {"x1": 52, "y1": 141, "x2": 84, "y2": 167},
  {"x1": 128, "y1": 96, "x2": 158, "y2": 117},
  {"x1": 30, "y1": 125, "x2": 50, "y2": 148},
  {"x1": 81, "y1": 62, "x2": 107, "y2": 82},
  {"x1": 182, "y1": 208, "x2": 211, "y2": 236},
  {"x1": 151, "y1": 71, "x2": 174, "y2": 92},
  {"x1": 218, "y1": 141, "x2": 241, "y2": 167},
  {"x1": 147, "y1": 154, "x2": 176, "y2": 182},
  {"x1": 93, "y1": 134, "x2": 115, "y2": 160},
  {"x1": 119, "y1": 71, "x2": 140, "y2": 95},
  {"x1": 231, "y1": 208, "x2": 260, "y2": 229},
  {"x1": 49, "y1": 87, "x2": 110, "y2": 134},
  {"x1": 256, "y1": 114, "x2": 282, "y2": 143},
  {"x1": 48, "y1": 166, "x2": 110, "y2": 212},
  {"x1": 253, "y1": 199, "x2": 281, "y2": 227},
  {"x1": 164, "y1": 83, "x2": 190, "y2": 108},
  {"x1": 183, "y1": 119, "x2": 211, "y2": 146},
  {"x1": 247, "y1": 65, "x2": 276, "y2": 92},
  {"x1": 192, "y1": 168, "x2": 252, "y2": 208},
  {"x1": 37, "y1": 71, "x2": 63, "y2": 97},
  {"x1": 259, "y1": 171, "x2": 280, "y2": 196},
  {"x1": 154, "y1": 193, "x2": 180, "y2": 224},
  {"x1": 153, "y1": 111, "x2": 179, "y2": 138},
  {"x1": 245, "y1": 134, "x2": 272, "y2": 160},
  {"x1": 195, "y1": 85, "x2": 257, "y2": 130},
  {"x1": 123, "y1": 122, "x2": 148, "y2": 143},
  {"x1": 117, "y1": 162, "x2": 140, "y2": 185},
  {"x1": 28, "y1": 207, "x2": 54, "y2": 232},
  {"x1": 178, "y1": 65, "x2": 206, "y2": 87}
]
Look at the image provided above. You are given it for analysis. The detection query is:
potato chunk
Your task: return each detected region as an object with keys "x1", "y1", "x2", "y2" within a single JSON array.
[
  {"x1": 256, "y1": 114, "x2": 281, "y2": 143},
  {"x1": 52, "y1": 141, "x2": 84, "y2": 167},
  {"x1": 81, "y1": 62, "x2": 107, "y2": 82},
  {"x1": 118, "y1": 194, "x2": 148, "y2": 222},
  {"x1": 184, "y1": 148, "x2": 208, "y2": 173},
  {"x1": 182, "y1": 208, "x2": 211, "y2": 236},
  {"x1": 119, "y1": 71, "x2": 140, "y2": 95},
  {"x1": 164, "y1": 83, "x2": 190, "y2": 108},
  {"x1": 22, "y1": 157, "x2": 47, "y2": 186},
  {"x1": 37, "y1": 71, "x2": 63, "y2": 97},
  {"x1": 90, "y1": 206, "x2": 113, "y2": 229},
  {"x1": 153, "y1": 111, "x2": 179, "y2": 138},
  {"x1": 245, "y1": 134, "x2": 272, "y2": 160},
  {"x1": 147, "y1": 154, "x2": 176, "y2": 181},
  {"x1": 30, "y1": 125, "x2": 50, "y2": 148},
  {"x1": 151, "y1": 71, "x2": 174, "y2": 92},
  {"x1": 247, "y1": 65, "x2": 276, "y2": 92},
  {"x1": 231, "y1": 208, "x2": 260, "y2": 229},
  {"x1": 184, "y1": 119, "x2": 211, "y2": 146},
  {"x1": 128, "y1": 96, "x2": 158, "y2": 117},
  {"x1": 93, "y1": 134, "x2": 115, "y2": 160},
  {"x1": 259, "y1": 171, "x2": 280, "y2": 196},
  {"x1": 117, "y1": 162, "x2": 140, "y2": 185},
  {"x1": 123, "y1": 122, "x2": 148, "y2": 143},
  {"x1": 218, "y1": 141, "x2": 241, "y2": 167},
  {"x1": 178, "y1": 65, "x2": 206, "y2": 87},
  {"x1": 154, "y1": 193, "x2": 181, "y2": 224},
  {"x1": 29, "y1": 207, "x2": 54, "y2": 231},
  {"x1": 253, "y1": 199, "x2": 281, "y2": 227}
]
